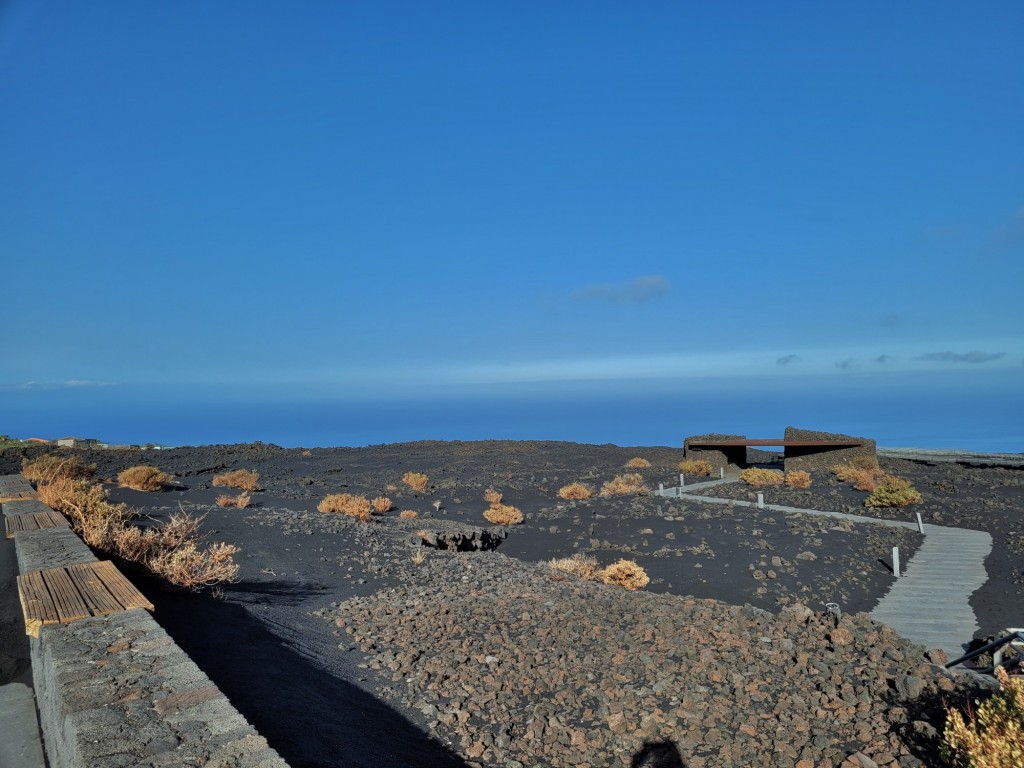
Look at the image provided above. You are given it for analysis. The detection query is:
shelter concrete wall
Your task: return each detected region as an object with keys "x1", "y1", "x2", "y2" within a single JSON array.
[
  {"x1": 683, "y1": 434, "x2": 746, "y2": 471},
  {"x1": 782, "y1": 426, "x2": 877, "y2": 472}
]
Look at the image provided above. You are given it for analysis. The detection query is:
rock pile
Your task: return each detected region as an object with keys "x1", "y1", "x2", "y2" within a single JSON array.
[{"x1": 331, "y1": 552, "x2": 972, "y2": 768}]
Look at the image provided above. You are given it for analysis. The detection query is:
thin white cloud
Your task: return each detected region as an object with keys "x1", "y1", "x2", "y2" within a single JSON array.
[
  {"x1": 915, "y1": 351, "x2": 1006, "y2": 364},
  {"x1": 571, "y1": 275, "x2": 669, "y2": 304},
  {"x1": 17, "y1": 380, "x2": 116, "y2": 391}
]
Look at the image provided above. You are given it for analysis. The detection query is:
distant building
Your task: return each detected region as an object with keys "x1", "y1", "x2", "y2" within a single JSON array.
[{"x1": 56, "y1": 437, "x2": 100, "y2": 448}]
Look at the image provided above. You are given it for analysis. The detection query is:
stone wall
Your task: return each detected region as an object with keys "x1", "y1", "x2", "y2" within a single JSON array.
[
  {"x1": 783, "y1": 426, "x2": 877, "y2": 472},
  {"x1": 683, "y1": 434, "x2": 746, "y2": 471},
  {"x1": 2, "y1": 491, "x2": 289, "y2": 768}
]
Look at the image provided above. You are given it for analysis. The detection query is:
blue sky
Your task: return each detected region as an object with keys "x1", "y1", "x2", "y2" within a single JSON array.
[{"x1": 1, "y1": 3, "x2": 1022, "y2": 444}]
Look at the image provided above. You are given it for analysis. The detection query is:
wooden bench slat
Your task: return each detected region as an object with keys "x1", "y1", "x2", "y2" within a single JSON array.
[
  {"x1": 66, "y1": 562, "x2": 123, "y2": 616},
  {"x1": 17, "y1": 570, "x2": 59, "y2": 637},
  {"x1": 92, "y1": 561, "x2": 154, "y2": 611},
  {"x1": 42, "y1": 568, "x2": 91, "y2": 623}
]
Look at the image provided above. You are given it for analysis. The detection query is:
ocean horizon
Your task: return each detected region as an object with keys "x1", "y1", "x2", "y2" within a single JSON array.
[{"x1": 3, "y1": 372, "x2": 1021, "y2": 454}]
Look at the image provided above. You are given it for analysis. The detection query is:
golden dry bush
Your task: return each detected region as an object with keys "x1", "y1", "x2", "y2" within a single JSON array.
[
  {"x1": 483, "y1": 503, "x2": 524, "y2": 525},
  {"x1": 739, "y1": 468, "x2": 784, "y2": 487},
  {"x1": 37, "y1": 475, "x2": 240, "y2": 591},
  {"x1": 865, "y1": 475, "x2": 922, "y2": 508},
  {"x1": 212, "y1": 469, "x2": 260, "y2": 492},
  {"x1": 549, "y1": 553, "x2": 600, "y2": 581},
  {"x1": 216, "y1": 492, "x2": 252, "y2": 509},
  {"x1": 409, "y1": 549, "x2": 427, "y2": 565},
  {"x1": 37, "y1": 477, "x2": 129, "y2": 550},
  {"x1": 301, "y1": 449, "x2": 313, "y2": 457},
  {"x1": 600, "y1": 559, "x2": 650, "y2": 591},
  {"x1": 483, "y1": 488, "x2": 503, "y2": 504},
  {"x1": 679, "y1": 459, "x2": 713, "y2": 476},
  {"x1": 625, "y1": 457, "x2": 651, "y2": 469},
  {"x1": 851, "y1": 455, "x2": 880, "y2": 470},
  {"x1": 557, "y1": 482, "x2": 594, "y2": 501},
  {"x1": 371, "y1": 496, "x2": 392, "y2": 514},
  {"x1": 785, "y1": 470, "x2": 812, "y2": 489},
  {"x1": 148, "y1": 540, "x2": 241, "y2": 590},
  {"x1": 399, "y1": 509, "x2": 418, "y2": 519},
  {"x1": 833, "y1": 462, "x2": 887, "y2": 491},
  {"x1": 942, "y1": 666, "x2": 1024, "y2": 767},
  {"x1": 402, "y1": 471, "x2": 428, "y2": 493},
  {"x1": 318, "y1": 493, "x2": 372, "y2": 521},
  {"x1": 599, "y1": 473, "x2": 648, "y2": 497},
  {"x1": 117, "y1": 465, "x2": 173, "y2": 491},
  {"x1": 22, "y1": 454, "x2": 95, "y2": 484}
]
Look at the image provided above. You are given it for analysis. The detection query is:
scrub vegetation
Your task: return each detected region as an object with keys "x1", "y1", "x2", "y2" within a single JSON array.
[{"x1": 23, "y1": 455, "x2": 239, "y2": 590}]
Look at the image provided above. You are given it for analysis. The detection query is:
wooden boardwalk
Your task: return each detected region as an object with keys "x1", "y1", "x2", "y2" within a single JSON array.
[
  {"x1": 870, "y1": 526, "x2": 992, "y2": 660},
  {"x1": 670, "y1": 484, "x2": 992, "y2": 658}
]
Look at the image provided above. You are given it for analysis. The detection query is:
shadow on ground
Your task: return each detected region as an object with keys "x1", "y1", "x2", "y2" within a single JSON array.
[{"x1": 141, "y1": 577, "x2": 469, "y2": 768}]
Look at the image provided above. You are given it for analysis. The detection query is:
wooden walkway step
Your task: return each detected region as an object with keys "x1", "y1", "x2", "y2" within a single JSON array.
[
  {"x1": 0, "y1": 475, "x2": 37, "y2": 503},
  {"x1": 5, "y1": 509, "x2": 71, "y2": 538},
  {"x1": 17, "y1": 561, "x2": 154, "y2": 637}
]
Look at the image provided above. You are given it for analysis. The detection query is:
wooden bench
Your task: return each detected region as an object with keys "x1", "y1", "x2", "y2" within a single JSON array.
[
  {"x1": 5, "y1": 509, "x2": 72, "y2": 538},
  {"x1": 17, "y1": 561, "x2": 154, "y2": 637}
]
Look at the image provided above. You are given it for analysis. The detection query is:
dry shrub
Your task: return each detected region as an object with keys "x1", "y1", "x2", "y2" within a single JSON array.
[
  {"x1": 318, "y1": 493, "x2": 372, "y2": 521},
  {"x1": 625, "y1": 457, "x2": 651, "y2": 469},
  {"x1": 216, "y1": 492, "x2": 252, "y2": 509},
  {"x1": 22, "y1": 454, "x2": 95, "y2": 484},
  {"x1": 399, "y1": 510, "x2": 418, "y2": 519},
  {"x1": 740, "y1": 468, "x2": 784, "y2": 487},
  {"x1": 600, "y1": 559, "x2": 650, "y2": 591},
  {"x1": 679, "y1": 459, "x2": 713, "y2": 476},
  {"x1": 37, "y1": 477, "x2": 129, "y2": 549},
  {"x1": 148, "y1": 540, "x2": 241, "y2": 590},
  {"x1": 37, "y1": 474, "x2": 239, "y2": 590},
  {"x1": 833, "y1": 462, "x2": 886, "y2": 491},
  {"x1": 483, "y1": 488, "x2": 503, "y2": 504},
  {"x1": 851, "y1": 455, "x2": 880, "y2": 470},
  {"x1": 549, "y1": 553, "x2": 600, "y2": 581},
  {"x1": 301, "y1": 450, "x2": 313, "y2": 457},
  {"x1": 942, "y1": 666, "x2": 1024, "y2": 767},
  {"x1": 371, "y1": 496, "x2": 392, "y2": 514},
  {"x1": 402, "y1": 471, "x2": 428, "y2": 493},
  {"x1": 599, "y1": 473, "x2": 648, "y2": 497},
  {"x1": 212, "y1": 469, "x2": 260, "y2": 492},
  {"x1": 558, "y1": 482, "x2": 594, "y2": 501},
  {"x1": 118, "y1": 465, "x2": 173, "y2": 491},
  {"x1": 865, "y1": 475, "x2": 922, "y2": 508},
  {"x1": 483, "y1": 503, "x2": 524, "y2": 525},
  {"x1": 785, "y1": 470, "x2": 812, "y2": 489}
]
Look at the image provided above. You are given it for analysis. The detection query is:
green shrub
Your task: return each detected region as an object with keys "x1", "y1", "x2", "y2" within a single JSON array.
[{"x1": 942, "y1": 666, "x2": 1024, "y2": 767}]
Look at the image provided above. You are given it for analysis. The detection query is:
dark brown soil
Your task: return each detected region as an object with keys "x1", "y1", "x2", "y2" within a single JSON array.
[{"x1": 2, "y1": 441, "x2": 1018, "y2": 768}]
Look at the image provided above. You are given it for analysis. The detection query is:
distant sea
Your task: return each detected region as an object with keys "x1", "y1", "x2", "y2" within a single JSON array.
[{"x1": 4, "y1": 372, "x2": 1022, "y2": 453}]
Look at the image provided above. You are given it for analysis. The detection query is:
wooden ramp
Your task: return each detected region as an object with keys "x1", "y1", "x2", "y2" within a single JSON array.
[
  {"x1": 0, "y1": 475, "x2": 37, "y2": 503},
  {"x1": 17, "y1": 561, "x2": 154, "y2": 637},
  {"x1": 5, "y1": 509, "x2": 71, "y2": 538}
]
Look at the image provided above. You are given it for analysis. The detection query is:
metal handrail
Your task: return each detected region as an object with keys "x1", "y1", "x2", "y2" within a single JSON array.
[{"x1": 946, "y1": 630, "x2": 1024, "y2": 670}]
